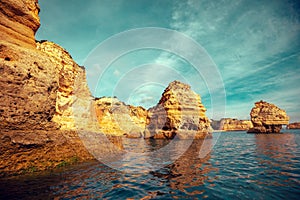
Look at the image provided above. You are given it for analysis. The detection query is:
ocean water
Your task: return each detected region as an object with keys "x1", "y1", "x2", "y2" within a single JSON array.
[{"x1": 1, "y1": 130, "x2": 300, "y2": 199}]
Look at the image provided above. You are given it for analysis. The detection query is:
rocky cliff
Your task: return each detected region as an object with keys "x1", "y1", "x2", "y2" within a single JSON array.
[
  {"x1": 94, "y1": 97, "x2": 147, "y2": 138},
  {"x1": 0, "y1": 0, "x2": 102, "y2": 177},
  {"x1": 287, "y1": 122, "x2": 300, "y2": 129},
  {"x1": 211, "y1": 118, "x2": 253, "y2": 131},
  {"x1": 0, "y1": 0, "x2": 40, "y2": 48},
  {"x1": 144, "y1": 81, "x2": 211, "y2": 139},
  {"x1": 0, "y1": 0, "x2": 213, "y2": 176},
  {"x1": 247, "y1": 100, "x2": 289, "y2": 133}
]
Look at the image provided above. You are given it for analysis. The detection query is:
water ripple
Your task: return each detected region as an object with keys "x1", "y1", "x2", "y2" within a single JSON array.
[{"x1": 1, "y1": 131, "x2": 300, "y2": 199}]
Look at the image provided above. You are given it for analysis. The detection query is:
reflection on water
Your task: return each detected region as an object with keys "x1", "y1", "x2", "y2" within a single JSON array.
[
  {"x1": 150, "y1": 139, "x2": 218, "y2": 196},
  {"x1": 254, "y1": 133, "x2": 300, "y2": 187},
  {"x1": 1, "y1": 131, "x2": 300, "y2": 199}
]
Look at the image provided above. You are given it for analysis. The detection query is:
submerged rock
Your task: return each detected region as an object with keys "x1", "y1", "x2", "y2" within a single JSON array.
[
  {"x1": 287, "y1": 122, "x2": 300, "y2": 129},
  {"x1": 247, "y1": 100, "x2": 289, "y2": 133},
  {"x1": 144, "y1": 81, "x2": 211, "y2": 139}
]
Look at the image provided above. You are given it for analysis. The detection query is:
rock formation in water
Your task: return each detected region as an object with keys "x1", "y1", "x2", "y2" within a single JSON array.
[
  {"x1": 0, "y1": 0, "x2": 213, "y2": 176},
  {"x1": 94, "y1": 97, "x2": 147, "y2": 138},
  {"x1": 0, "y1": 0, "x2": 104, "y2": 176},
  {"x1": 247, "y1": 100, "x2": 289, "y2": 133},
  {"x1": 144, "y1": 81, "x2": 211, "y2": 139},
  {"x1": 287, "y1": 122, "x2": 300, "y2": 129},
  {"x1": 211, "y1": 118, "x2": 253, "y2": 131}
]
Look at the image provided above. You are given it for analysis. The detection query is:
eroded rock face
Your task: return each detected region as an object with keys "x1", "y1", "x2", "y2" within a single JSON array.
[
  {"x1": 247, "y1": 101, "x2": 289, "y2": 133},
  {"x1": 0, "y1": 0, "x2": 40, "y2": 48},
  {"x1": 0, "y1": 130, "x2": 93, "y2": 176},
  {"x1": 212, "y1": 118, "x2": 253, "y2": 131},
  {"x1": 0, "y1": 0, "x2": 102, "y2": 177},
  {"x1": 36, "y1": 41, "x2": 94, "y2": 130},
  {"x1": 287, "y1": 122, "x2": 300, "y2": 129},
  {"x1": 0, "y1": 42, "x2": 59, "y2": 130},
  {"x1": 144, "y1": 81, "x2": 211, "y2": 139},
  {"x1": 94, "y1": 97, "x2": 147, "y2": 138},
  {"x1": 0, "y1": 42, "x2": 95, "y2": 177}
]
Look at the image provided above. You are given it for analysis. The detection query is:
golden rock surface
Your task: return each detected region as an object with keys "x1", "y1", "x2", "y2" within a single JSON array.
[
  {"x1": 144, "y1": 81, "x2": 211, "y2": 139},
  {"x1": 94, "y1": 97, "x2": 147, "y2": 138},
  {"x1": 213, "y1": 118, "x2": 253, "y2": 131},
  {"x1": 248, "y1": 100, "x2": 289, "y2": 133}
]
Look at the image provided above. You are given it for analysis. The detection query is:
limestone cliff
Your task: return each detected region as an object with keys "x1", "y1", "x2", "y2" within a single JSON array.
[
  {"x1": 144, "y1": 81, "x2": 211, "y2": 139},
  {"x1": 287, "y1": 122, "x2": 300, "y2": 129},
  {"x1": 0, "y1": 0, "x2": 213, "y2": 176},
  {"x1": 247, "y1": 100, "x2": 289, "y2": 133},
  {"x1": 36, "y1": 41, "x2": 95, "y2": 131},
  {"x1": 0, "y1": 0, "x2": 40, "y2": 48},
  {"x1": 212, "y1": 118, "x2": 253, "y2": 131},
  {"x1": 0, "y1": 0, "x2": 101, "y2": 177},
  {"x1": 94, "y1": 97, "x2": 147, "y2": 138}
]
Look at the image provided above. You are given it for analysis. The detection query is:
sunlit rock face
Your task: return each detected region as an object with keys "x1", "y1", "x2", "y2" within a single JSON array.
[
  {"x1": 94, "y1": 97, "x2": 147, "y2": 138},
  {"x1": 0, "y1": 0, "x2": 99, "y2": 176},
  {"x1": 36, "y1": 41, "x2": 95, "y2": 131},
  {"x1": 212, "y1": 118, "x2": 253, "y2": 131},
  {"x1": 144, "y1": 81, "x2": 211, "y2": 139},
  {"x1": 0, "y1": 38, "x2": 95, "y2": 132},
  {"x1": 247, "y1": 100, "x2": 289, "y2": 133},
  {"x1": 0, "y1": 0, "x2": 40, "y2": 48},
  {"x1": 287, "y1": 122, "x2": 300, "y2": 129}
]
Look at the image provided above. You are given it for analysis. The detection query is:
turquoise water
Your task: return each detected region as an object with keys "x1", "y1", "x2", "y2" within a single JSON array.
[{"x1": 1, "y1": 130, "x2": 300, "y2": 199}]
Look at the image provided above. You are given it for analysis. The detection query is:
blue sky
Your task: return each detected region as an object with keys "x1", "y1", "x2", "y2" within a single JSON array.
[{"x1": 36, "y1": 0, "x2": 300, "y2": 122}]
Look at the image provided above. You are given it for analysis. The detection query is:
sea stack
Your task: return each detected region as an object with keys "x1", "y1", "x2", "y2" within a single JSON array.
[
  {"x1": 144, "y1": 81, "x2": 211, "y2": 139},
  {"x1": 247, "y1": 100, "x2": 289, "y2": 133}
]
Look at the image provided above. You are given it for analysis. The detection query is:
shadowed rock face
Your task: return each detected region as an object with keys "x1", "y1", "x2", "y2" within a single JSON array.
[
  {"x1": 144, "y1": 81, "x2": 211, "y2": 139},
  {"x1": 287, "y1": 122, "x2": 300, "y2": 129},
  {"x1": 247, "y1": 101, "x2": 289, "y2": 133}
]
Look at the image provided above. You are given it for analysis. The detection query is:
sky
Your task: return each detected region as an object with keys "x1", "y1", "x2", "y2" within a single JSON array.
[{"x1": 36, "y1": 0, "x2": 300, "y2": 122}]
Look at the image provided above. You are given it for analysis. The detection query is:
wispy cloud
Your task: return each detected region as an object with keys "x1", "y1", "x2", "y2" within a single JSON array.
[
  {"x1": 160, "y1": 0, "x2": 300, "y2": 120},
  {"x1": 38, "y1": 0, "x2": 300, "y2": 121}
]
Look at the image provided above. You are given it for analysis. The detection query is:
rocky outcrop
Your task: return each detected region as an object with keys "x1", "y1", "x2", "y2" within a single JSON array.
[
  {"x1": 0, "y1": 130, "x2": 93, "y2": 176},
  {"x1": 36, "y1": 41, "x2": 94, "y2": 130},
  {"x1": 94, "y1": 97, "x2": 147, "y2": 138},
  {"x1": 144, "y1": 81, "x2": 211, "y2": 139},
  {"x1": 0, "y1": 0, "x2": 214, "y2": 176},
  {"x1": 0, "y1": 0, "x2": 105, "y2": 177},
  {"x1": 0, "y1": 0, "x2": 40, "y2": 48},
  {"x1": 287, "y1": 122, "x2": 300, "y2": 129},
  {"x1": 0, "y1": 39, "x2": 96, "y2": 176},
  {"x1": 247, "y1": 101, "x2": 289, "y2": 133},
  {"x1": 211, "y1": 118, "x2": 253, "y2": 131}
]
